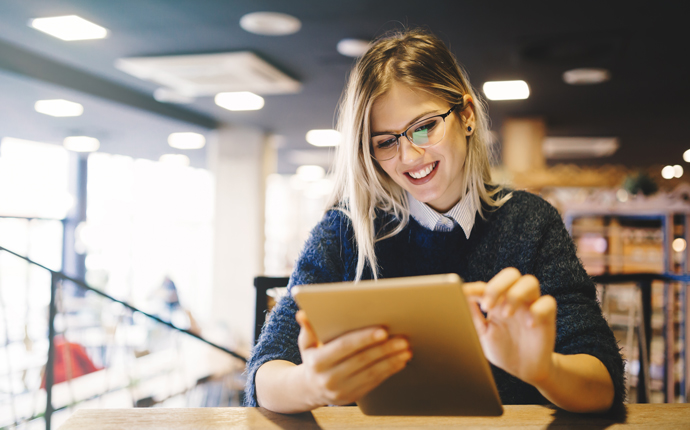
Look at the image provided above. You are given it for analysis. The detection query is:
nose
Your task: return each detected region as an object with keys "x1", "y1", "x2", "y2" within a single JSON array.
[{"x1": 399, "y1": 136, "x2": 424, "y2": 164}]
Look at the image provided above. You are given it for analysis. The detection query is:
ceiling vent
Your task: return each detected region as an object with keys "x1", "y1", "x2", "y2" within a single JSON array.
[
  {"x1": 115, "y1": 52, "x2": 301, "y2": 97},
  {"x1": 543, "y1": 137, "x2": 619, "y2": 159}
]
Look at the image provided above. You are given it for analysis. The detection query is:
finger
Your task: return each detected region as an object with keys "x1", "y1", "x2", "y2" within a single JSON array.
[
  {"x1": 296, "y1": 310, "x2": 319, "y2": 350},
  {"x1": 336, "y1": 349, "x2": 412, "y2": 404},
  {"x1": 528, "y1": 295, "x2": 557, "y2": 328},
  {"x1": 463, "y1": 282, "x2": 487, "y2": 301},
  {"x1": 483, "y1": 267, "x2": 522, "y2": 311},
  {"x1": 329, "y1": 336, "x2": 410, "y2": 382},
  {"x1": 503, "y1": 274, "x2": 541, "y2": 318},
  {"x1": 312, "y1": 326, "x2": 388, "y2": 371},
  {"x1": 466, "y1": 300, "x2": 488, "y2": 336}
]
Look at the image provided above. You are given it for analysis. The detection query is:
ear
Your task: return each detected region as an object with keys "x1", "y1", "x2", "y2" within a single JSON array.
[{"x1": 459, "y1": 94, "x2": 476, "y2": 136}]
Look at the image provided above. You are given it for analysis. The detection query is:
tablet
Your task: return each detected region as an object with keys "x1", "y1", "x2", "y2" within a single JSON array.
[{"x1": 291, "y1": 273, "x2": 503, "y2": 416}]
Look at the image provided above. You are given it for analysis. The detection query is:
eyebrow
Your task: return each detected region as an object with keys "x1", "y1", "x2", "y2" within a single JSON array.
[{"x1": 371, "y1": 109, "x2": 440, "y2": 136}]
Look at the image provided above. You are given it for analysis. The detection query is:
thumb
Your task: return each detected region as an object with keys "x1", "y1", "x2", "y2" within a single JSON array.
[
  {"x1": 467, "y1": 300, "x2": 488, "y2": 337},
  {"x1": 296, "y1": 310, "x2": 319, "y2": 350}
]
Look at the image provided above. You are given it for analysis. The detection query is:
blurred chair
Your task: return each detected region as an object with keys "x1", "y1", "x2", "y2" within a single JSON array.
[{"x1": 253, "y1": 276, "x2": 290, "y2": 345}]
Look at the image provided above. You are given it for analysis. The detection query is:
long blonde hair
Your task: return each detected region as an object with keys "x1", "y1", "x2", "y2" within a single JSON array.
[{"x1": 328, "y1": 28, "x2": 510, "y2": 281}]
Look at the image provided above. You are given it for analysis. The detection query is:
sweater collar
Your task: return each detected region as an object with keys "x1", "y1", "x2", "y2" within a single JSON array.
[{"x1": 407, "y1": 191, "x2": 477, "y2": 238}]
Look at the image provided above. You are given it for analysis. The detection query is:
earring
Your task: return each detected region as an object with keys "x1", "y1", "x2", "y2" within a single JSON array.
[{"x1": 467, "y1": 126, "x2": 472, "y2": 132}]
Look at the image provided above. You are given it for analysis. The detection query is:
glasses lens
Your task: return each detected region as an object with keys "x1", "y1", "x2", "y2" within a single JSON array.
[
  {"x1": 408, "y1": 117, "x2": 444, "y2": 147},
  {"x1": 371, "y1": 135, "x2": 398, "y2": 160}
]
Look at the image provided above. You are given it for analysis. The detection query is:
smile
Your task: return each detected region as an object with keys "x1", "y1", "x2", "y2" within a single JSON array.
[{"x1": 404, "y1": 161, "x2": 439, "y2": 184}]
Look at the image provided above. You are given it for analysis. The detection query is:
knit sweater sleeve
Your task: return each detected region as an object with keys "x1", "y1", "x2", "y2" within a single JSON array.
[
  {"x1": 529, "y1": 199, "x2": 626, "y2": 409},
  {"x1": 243, "y1": 210, "x2": 353, "y2": 406}
]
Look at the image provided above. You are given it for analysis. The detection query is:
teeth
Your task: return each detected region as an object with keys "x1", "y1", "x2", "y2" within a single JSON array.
[{"x1": 409, "y1": 163, "x2": 435, "y2": 179}]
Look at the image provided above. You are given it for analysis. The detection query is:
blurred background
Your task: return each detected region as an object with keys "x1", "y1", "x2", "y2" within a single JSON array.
[{"x1": 0, "y1": 1, "x2": 688, "y2": 428}]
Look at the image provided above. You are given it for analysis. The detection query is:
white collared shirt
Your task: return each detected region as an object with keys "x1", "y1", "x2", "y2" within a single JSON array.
[{"x1": 407, "y1": 191, "x2": 477, "y2": 238}]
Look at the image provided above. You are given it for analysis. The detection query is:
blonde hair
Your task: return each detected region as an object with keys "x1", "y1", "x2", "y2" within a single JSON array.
[{"x1": 327, "y1": 28, "x2": 511, "y2": 281}]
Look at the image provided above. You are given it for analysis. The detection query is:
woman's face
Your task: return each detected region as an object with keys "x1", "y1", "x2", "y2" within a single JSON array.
[{"x1": 370, "y1": 82, "x2": 474, "y2": 213}]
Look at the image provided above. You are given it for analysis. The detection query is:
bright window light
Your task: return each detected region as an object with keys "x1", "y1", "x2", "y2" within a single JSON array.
[
  {"x1": 674, "y1": 164, "x2": 684, "y2": 178},
  {"x1": 63, "y1": 136, "x2": 100, "y2": 152},
  {"x1": 159, "y1": 154, "x2": 191, "y2": 166},
  {"x1": 661, "y1": 165, "x2": 675, "y2": 180},
  {"x1": 214, "y1": 92, "x2": 264, "y2": 111},
  {"x1": 35, "y1": 99, "x2": 84, "y2": 117},
  {"x1": 168, "y1": 132, "x2": 206, "y2": 149},
  {"x1": 296, "y1": 165, "x2": 326, "y2": 181},
  {"x1": 483, "y1": 80, "x2": 530, "y2": 101},
  {"x1": 29, "y1": 15, "x2": 108, "y2": 41},
  {"x1": 306, "y1": 129, "x2": 342, "y2": 147}
]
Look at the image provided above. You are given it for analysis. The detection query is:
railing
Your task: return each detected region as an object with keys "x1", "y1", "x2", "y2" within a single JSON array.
[{"x1": 0, "y1": 245, "x2": 247, "y2": 430}]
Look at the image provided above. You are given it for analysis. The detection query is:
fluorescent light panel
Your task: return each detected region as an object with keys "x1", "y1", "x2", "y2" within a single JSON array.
[
  {"x1": 306, "y1": 129, "x2": 342, "y2": 147},
  {"x1": 35, "y1": 99, "x2": 84, "y2": 117},
  {"x1": 30, "y1": 15, "x2": 108, "y2": 41},
  {"x1": 159, "y1": 154, "x2": 190, "y2": 166},
  {"x1": 63, "y1": 136, "x2": 100, "y2": 152},
  {"x1": 483, "y1": 80, "x2": 530, "y2": 101},
  {"x1": 168, "y1": 132, "x2": 206, "y2": 149},
  {"x1": 215, "y1": 92, "x2": 264, "y2": 111}
]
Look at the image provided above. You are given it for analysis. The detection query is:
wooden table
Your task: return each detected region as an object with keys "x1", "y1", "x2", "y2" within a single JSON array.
[{"x1": 59, "y1": 404, "x2": 690, "y2": 429}]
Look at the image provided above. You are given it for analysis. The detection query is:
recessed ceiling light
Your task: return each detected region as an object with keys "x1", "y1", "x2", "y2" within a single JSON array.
[
  {"x1": 296, "y1": 165, "x2": 326, "y2": 181},
  {"x1": 306, "y1": 129, "x2": 342, "y2": 147},
  {"x1": 63, "y1": 136, "x2": 100, "y2": 152},
  {"x1": 661, "y1": 165, "x2": 675, "y2": 180},
  {"x1": 215, "y1": 92, "x2": 265, "y2": 111},
  {"x1": 35, "y1": 99, "x2": 84, "y2": 117},
  {"x1": 29, "y1": 15, "x2": 108, "y2": 41},
  {"x1": 674, "y1": 164, "x2": 684, "y2": 178},
  {"x1": 683, "y1": 149, "x2": 690, "y2": 163},
  {"x1": 673, "y1": 238, "x2": 687, "y2": 253},
  {"x1": 337, "y1": 39, "x2": 371, "y2": 57},
  {"x1": 160, "y1": 154, "x2": 190, "y2": 166},
  {"x1": 240, "y1": 12, "x2": 301, "y2": 36},
  {"x1": 482, "y1": 80, "x2": 530, "y2": 100},
  {"x1": 563, "y1": 68, "x2": 610, "y2": 85},
  {"x1": 168, "y1": 132, "x2": 206, "y2": 149}
]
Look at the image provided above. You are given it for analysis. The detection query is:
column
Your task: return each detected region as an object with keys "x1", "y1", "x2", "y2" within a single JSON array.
[{"x1": 501, "y1": 117, "x2": 546, "y2": 175}]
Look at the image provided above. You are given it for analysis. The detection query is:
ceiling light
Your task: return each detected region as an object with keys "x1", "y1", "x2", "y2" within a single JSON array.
[
  {"x1": 168, "y1": 132, "x2": 206, "y2": 149},
  {"x1": 482, "y1": 80, "x2": 530, "y2": 100},
  {"x1": 159, "y1": 154, "x2": 190, "y2": 166},
  {"x1": 673, "y1": 238, "x2": 687, "y2": 253},
  {"x1": 337, "y1": 39, "x2": 371, "y2": 57},
  {"x1": 661, "y1": 165, "x2": 675, "y2": 179},
  {"x1": 306, "y1": 129, "x2": 342, "y2": 147},
  {"x1": 684, "y1": 149, "x2": 690, "y2": 163},
  {"x1": 63, "y1": 136, "x2": 100, "y2": 152},
  {"x1": 35, "y1": 99, "x2": 84, "y2": 117},
  {"x1": 674, "y1": 164, "x2": 683, "y2": 178},
  {"x1": 563, "y1": 68, "x2": 611, "y2": 85},
  {"x1": 215, "y1": 92, "x2": 264, "y2": 111},
  {"x1": 29, "y1": 15, "x2": 108, "y2": 41},
  {"x1": 240, "y1": 12, "x2": 301, "y2": 36},
  {"x1": 296, "y1": 165, "x2": 326, "y2": 181}
]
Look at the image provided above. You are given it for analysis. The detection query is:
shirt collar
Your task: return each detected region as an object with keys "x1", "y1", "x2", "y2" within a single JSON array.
[{"x1": 407, "y1": 191, "x2": 477, "y2": 238}]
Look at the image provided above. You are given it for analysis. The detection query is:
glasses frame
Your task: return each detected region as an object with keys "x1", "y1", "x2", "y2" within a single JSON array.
[{"x1": 370, "y1": 104, "x2": 461, "y2": 161}]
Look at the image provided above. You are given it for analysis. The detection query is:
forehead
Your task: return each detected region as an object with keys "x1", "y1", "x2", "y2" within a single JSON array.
[{"x1": 370, "y1": 82, "x2": 447, "y2": 133}]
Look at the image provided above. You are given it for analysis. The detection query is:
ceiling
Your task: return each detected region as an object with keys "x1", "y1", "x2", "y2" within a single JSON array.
[{"x1": 0, "y1": 0, "x2": 687, "y2": 172}]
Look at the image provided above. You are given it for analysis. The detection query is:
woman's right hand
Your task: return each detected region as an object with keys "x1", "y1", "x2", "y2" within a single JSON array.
[{"x1": 295, "y1": 310, "x2": 412, "y2": 408}]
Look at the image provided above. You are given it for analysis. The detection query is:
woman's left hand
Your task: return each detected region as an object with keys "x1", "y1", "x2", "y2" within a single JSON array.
[{"x1": 463, "y1": 267, "x2": 557, "y2": 386}]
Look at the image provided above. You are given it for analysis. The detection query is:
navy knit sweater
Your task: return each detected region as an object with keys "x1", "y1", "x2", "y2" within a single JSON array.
[{"x1": 245, "y1": 191, "x2": 625, "y2": 409}]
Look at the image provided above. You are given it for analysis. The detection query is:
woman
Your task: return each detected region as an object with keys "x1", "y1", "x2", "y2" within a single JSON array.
[{"x1": 245, "y1": 28, "x2": 624, "y2": 414}]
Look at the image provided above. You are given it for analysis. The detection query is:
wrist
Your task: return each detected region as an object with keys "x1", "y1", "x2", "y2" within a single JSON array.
[
  {"x1": 528, "y1": 352, "x2": 559, "y2": 390},
  {"x1": 293, "y1": 363, "x2": 326, "y2": 410}
]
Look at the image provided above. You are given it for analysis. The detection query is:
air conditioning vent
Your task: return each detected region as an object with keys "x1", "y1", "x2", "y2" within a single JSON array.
[{"x1": 115, "y1": 51, "x2": 301, "y2": 96}]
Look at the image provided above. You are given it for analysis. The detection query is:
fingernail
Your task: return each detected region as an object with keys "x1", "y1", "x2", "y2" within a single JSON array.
[
  {"x1": 400, "y1": 351, "x2": 412, "y2": 361},
  {"x1": 373, "y1": 329, "x2": 387, "y2": 341},
  {"x1": 393, "y1": 339, "x2": 408, "y2": 350}
]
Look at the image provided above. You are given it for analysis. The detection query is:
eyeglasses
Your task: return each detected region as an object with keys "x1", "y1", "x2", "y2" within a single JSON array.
[{"x1": 370, "y1": 104, "x2": 460, "y2": 161}]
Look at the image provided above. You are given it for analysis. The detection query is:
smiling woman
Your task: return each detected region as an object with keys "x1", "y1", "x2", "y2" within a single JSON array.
[{"x1": 246, "y1": 28, "x2": 625, "y2": 416}]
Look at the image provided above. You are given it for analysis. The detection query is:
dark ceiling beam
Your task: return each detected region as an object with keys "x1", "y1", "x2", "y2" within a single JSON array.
[{"x1": 0, "y1": 39, "x2": 219, "y2": 129}]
